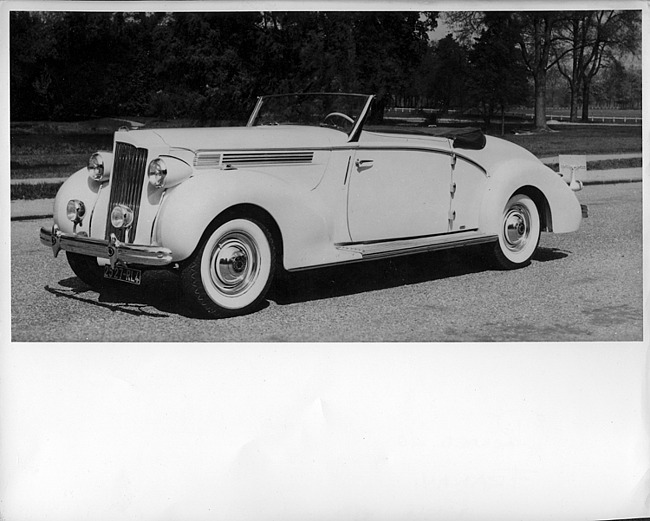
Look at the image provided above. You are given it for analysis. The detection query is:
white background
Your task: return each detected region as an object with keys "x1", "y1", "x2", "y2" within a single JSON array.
[{"x1": 1, "y1": 343, "x2": 648, "y2": 520}]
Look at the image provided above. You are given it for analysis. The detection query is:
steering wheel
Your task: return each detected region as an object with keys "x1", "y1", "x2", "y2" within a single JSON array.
[{"x1": 322, "y1": 112, "x2": 355, "y2": 129}]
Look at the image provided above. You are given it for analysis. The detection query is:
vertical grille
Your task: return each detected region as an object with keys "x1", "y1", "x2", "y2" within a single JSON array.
[{"x1": 105, "y1": 142, "x2": 148, "y2": 243}]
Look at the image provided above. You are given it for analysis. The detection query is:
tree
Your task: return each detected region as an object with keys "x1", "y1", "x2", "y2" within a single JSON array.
[
  {"x1": 511, "y1": 12, "x2": 566, "y2": 131},
  {"x1": 577, "y1": 10, "x2": 640, "y2": 121},
  {"x1": 467, "y1": 14, "x2": 530, "y2": 133},
  {"x1": 10, "y1": 12, "x2": 64, "y2": 119},
  {"x1": 10, "y1": 11, "x2": 437, "y2": 122},
  {"x1": 554, "y1": 10, "x2": 641, "y2": 122},
  {"x1": 592, "y1": 61, "x2": 641, "y2": 109},
  {"x1": 353, "y1": 12, "x2": 435, "y2": 122},
  {"x1": 249, "y1": 12, "x2": 436, "y2": 122},
  {"x1": 425, "y1": 34, "x2": 469, "y2": 114},
  {"x1": 446, "y1": 11, "x2": 565, "y2": 131}
]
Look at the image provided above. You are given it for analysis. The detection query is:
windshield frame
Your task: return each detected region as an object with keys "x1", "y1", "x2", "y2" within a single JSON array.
[{"x1": 246, "y1": 93, "x2": 374, "y2": 142}]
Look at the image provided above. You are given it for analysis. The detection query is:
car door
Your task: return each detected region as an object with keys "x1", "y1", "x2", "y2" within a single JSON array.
[{"x1": 347, "y1": 147, "x2": 452, "y2": 242}]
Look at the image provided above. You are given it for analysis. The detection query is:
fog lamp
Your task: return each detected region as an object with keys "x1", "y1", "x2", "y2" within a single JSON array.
[
  {"x1": 110, "y1": 204, "x2": 134, "y2": 229},
  {"x1": 66, "y1": 200, "x2": 86, "y2": 224}
]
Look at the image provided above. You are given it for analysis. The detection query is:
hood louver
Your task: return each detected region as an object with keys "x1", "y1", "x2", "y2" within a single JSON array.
[{"x1": 194, "y1": 150, "x2": 314, "y2": 169}]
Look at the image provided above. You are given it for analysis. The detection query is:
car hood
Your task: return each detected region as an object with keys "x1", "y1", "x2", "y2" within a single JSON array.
[{"x1": 146, "y1": 125, "x2": 349, "y2": 152}]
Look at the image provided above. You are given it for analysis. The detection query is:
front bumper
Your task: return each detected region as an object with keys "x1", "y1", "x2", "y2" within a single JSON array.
[{"x1": 40, "y1": 225, "x2": 173, "y2": 267}]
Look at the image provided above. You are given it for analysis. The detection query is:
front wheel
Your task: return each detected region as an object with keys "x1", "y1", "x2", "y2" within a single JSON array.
[
  {"x1": 490, "y1": 194, "x2": 541, "y2": 270},
  {"x1": 180, "y1": 218, "x2": 276, "y2": 317},
  {"x1": 66, "y1": 252, "x2": 106, "y2": 288}
]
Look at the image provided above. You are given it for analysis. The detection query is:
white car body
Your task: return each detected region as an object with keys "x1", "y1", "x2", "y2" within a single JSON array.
[{"x1": 41, "y1": 93, "x2": 582, "y2": 317}]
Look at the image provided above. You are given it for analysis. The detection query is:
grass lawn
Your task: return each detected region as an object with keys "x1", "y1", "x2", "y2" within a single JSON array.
[
  {"x1": 499, "y1": 124, "x2": 643, "y2": 157},
  {"x1": 11, "y1": 133, "x2": 114, "y2": 179},
  {"x1": 11, "y1": 182, "x2": 62, "y2": 200}
]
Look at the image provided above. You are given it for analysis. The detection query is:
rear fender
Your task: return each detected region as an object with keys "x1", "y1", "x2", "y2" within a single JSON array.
[{"x1": 480, "y1": 159, "x2": 582, "y2": 235}]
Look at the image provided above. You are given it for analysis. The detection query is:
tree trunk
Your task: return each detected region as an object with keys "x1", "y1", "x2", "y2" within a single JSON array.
[
  {"x1": 533, "y1": 72, "x2": 549, "y2": 131},
  {"x1": 568, "y1": 17, "x2": 581, "y2": 123},
  {"x1": 501, "y1": 104, "x2": 505, "y2": 136},
  {"x1": 581, "y1": 80, "x2": 590, "y2": 122},
  {"x1": 569, "y1": 84, "x2": 578, "y2": 122}
]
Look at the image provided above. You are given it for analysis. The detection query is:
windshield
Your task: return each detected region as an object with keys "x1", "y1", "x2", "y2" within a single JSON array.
[{"x1": 248, "y1": 93, "x2": 372, "y2": 136}]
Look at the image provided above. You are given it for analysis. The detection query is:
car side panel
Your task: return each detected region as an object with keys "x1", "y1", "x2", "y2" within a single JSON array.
[{"x1": 154, "y1": 166, "x2": 361, "y2": 270}]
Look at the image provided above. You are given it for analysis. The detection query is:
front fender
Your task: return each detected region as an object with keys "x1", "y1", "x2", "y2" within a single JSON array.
[
  {"x1": 480, "y1": 159, "x2": 582, "y2": 236},
  {"x1": 154, "y1": 170, "x2": 342, "y2": 268},
  {"x1": 52, "y1": 167, "x2": 103, "y2": 236}
]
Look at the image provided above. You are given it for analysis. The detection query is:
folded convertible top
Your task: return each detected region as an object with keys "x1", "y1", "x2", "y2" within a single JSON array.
[{"x1": 363, "y1": 125, "x2": 486, "y2": 150}]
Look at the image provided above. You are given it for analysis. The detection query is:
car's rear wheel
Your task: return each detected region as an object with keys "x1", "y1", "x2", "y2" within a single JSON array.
[
  {"x1": 180, "y1": 217, "x2": 276, "y2": 317},
  {"x1": 490, "y1": 193, "x2": 541, "y2": 269},
  {"x1": 66, "y1": 252, "x2": 106, "y2": 288}
]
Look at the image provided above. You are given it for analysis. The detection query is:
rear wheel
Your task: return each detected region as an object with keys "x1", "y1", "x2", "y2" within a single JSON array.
[
  {"x1": 490, "y1": 194, "x2": 541, "y2": 269},
  {"x1": 180, "y1": 217, "x2": 276, "y2": 317}
]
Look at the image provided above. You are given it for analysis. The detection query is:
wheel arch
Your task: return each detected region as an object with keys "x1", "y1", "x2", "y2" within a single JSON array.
[
  {"x1": 188, "y1": 203, "x2": 284, "y2": 267},
  {"x1": 512, "y1": 185, "x2": 552, "y2": 232},
  {"x1": 479, "y1": 158, "x2": 575, "y2": 236}
]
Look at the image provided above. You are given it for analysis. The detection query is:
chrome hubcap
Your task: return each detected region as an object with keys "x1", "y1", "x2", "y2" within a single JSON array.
[
  {"x1": 210, "y1": 232, "x2": 259, "y2": 296},
  {"x1": 503, "y1": 204, "x2": 530, "y2": 252}
]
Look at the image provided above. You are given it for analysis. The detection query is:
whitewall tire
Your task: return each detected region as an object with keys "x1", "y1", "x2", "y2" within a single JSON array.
[
  {"x1": 181, "y1": 218, "x2": 276, "y2": 317},
  {"x1": 491, "y1": 194, "x2": 541, "y2": 269}
]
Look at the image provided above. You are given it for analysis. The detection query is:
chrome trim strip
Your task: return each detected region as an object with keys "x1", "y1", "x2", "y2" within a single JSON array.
[
  {"x1": 336, "y1": 227, "x2": 480, "y2": 247},
  {"x1": 194, "y1": 152, "x2": 222, "y2": 168},
  {"x1": 246, "y1": 96, "x2": 263, "y2": 127},
  {"x1": 193, "y1": 144, "x2": 485, "y2": 173},
  {"x1": 344, "y1": 235, "x2": 496, "y2": 261},
  {"x1": 347, "y1": 94, "x2": 375, "y2": 143},
  {"x1": 223, "y1": 151, "x2": 314, "y2": 166},
  {"x1": 288, "y1": 234, "x2": 496, "y2": 272},
  {"x1": 40, "y1": 225, "x2": 172, "y2": 267},
  {"x1": 287, "y1": 233, "x2": 498, "y2": 272},
  {"x1": 194, "y1": 149, "x2": 317, "y2": 169},
  {"x1": 454, "y1": 154, "x2": 488, "y2": 176},
  {"x1": 342, "y1": 145, "x2": 487, "y2": 175}
]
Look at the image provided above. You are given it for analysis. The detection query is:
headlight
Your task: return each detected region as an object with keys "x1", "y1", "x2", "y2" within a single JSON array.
[
  {"x1": 148, "y1": 158, "x2": 167, "y2": 188},
  {"x1": 66, "y1": 199, "x2": 86, "y2": 223},
  {"x1": 147, "y1": 156, "x2": 193, "y2": 189},
  {"x1": 110, "y1": 204, "x2": 134, "y2": 229},
  {"x1": 88, "y1": 152, "x2": 112, "y2": 182}
]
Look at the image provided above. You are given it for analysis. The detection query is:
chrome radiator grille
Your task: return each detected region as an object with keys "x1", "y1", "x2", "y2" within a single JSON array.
[{"x1": 105, "y1": 142, "x2": 148, "y2": 243}]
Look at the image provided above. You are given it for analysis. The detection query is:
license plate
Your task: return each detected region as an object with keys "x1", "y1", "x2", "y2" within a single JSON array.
[{"x1": 103, "y1": 265, "x2": 142, "y2": 285}]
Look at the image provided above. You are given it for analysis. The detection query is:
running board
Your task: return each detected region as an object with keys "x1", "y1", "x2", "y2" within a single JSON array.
[{"x1": 336, "y1": 232, "x2": 497, "y2": 261}]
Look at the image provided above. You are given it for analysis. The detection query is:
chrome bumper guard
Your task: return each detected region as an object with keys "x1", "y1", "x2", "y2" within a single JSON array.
[{"x1": 40, "y1": 224, "x2": 173, "y2": 268}]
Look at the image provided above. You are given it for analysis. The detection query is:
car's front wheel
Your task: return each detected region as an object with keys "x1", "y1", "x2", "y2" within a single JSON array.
[
  {"x1": 490, "y1": 193, "x2": 541, "y2": 269},
  {"x1": 181, "y1": 217, "x2": 276, "y2": 317},
  {"x1": 66, "y1": 252, "x2": 106, "y2": 288}
]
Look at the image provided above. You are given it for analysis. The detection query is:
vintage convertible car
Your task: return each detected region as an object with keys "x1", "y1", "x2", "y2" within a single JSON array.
[{"x1": 40, "y1": 93, "x2": 583, "y2": 317}]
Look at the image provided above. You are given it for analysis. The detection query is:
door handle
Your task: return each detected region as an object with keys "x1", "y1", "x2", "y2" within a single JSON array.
[{"x1": 355, "y1": 159, "x2": 374, "y2": 169}]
